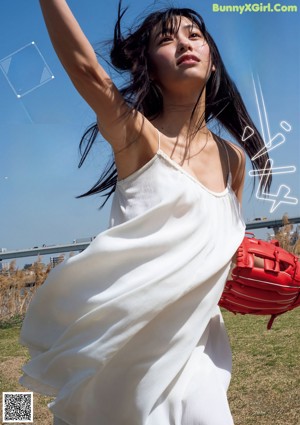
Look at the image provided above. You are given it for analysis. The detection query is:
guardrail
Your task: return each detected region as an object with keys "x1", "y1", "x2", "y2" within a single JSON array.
[
  {"x1": 0, "y1": 243, "x2": 90, "y2": 260},
  {"x1": 243, "y1": 216, "x2": 300, "y2": 230},
  {"x1": 1, "y1": 217, "x2": 299, "y2": 261}
]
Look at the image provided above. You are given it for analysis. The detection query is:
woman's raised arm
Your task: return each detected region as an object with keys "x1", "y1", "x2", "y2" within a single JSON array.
[{"x1": 39, "y1": 0, "x2": 148, "y2": 151}]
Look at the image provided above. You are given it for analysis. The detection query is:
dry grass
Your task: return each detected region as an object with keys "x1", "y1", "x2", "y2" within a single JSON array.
[
  {"x1": 0, "y1": 257, "x2": 50, "y2": 321},
  {"x1": 268, "y1": 213, "x2": 300, "y2": 255}
]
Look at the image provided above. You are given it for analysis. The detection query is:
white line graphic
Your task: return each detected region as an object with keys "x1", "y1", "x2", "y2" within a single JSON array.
[{"x1": 250, "y1": 75, "x2": 298, "y2": 212}]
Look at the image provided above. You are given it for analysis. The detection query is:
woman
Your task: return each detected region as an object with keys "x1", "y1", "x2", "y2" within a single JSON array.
[{"x1": 19, "y1": 1, "x2": 271, "y2": 424}]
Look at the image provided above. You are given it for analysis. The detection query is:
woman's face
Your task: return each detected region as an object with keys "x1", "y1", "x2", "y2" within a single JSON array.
[{"x1": 147, "y1": 16, "x2": 214, "y2": 92}]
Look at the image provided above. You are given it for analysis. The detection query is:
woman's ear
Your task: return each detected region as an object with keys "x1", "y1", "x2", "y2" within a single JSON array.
[{"x1": 212, "y1": 64, "x2": 216, "y2": 71}]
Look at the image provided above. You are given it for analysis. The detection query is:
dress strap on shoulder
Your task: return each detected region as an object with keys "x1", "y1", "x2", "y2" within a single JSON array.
[{"x1": 157, "y1": 128, "x2": 161, "y2": 152}]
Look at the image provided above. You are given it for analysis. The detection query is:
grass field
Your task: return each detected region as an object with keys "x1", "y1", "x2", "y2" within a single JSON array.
[
  {"x1": 226, "y1": 309, "x2": 300, "y2": 425},
  {"x1": 1, "y1": 309, "x2": 299, "y2": 425}
]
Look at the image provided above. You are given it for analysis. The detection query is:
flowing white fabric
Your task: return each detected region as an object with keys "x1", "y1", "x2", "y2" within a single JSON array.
[{"x1": 19, "y1": 147, "x2": 245, "y2": 425}]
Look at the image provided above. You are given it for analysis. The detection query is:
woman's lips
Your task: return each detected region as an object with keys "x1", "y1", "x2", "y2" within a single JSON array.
[{"x1": 177, "y1": 55, "x2": 200, "y2": 65}]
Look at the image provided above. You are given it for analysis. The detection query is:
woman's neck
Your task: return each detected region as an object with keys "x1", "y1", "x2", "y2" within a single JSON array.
[{"x1": 153, "y1": 88, "x2": 208, "y2": 138}]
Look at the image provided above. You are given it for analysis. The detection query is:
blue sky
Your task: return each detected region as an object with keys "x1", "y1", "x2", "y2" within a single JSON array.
[{"x1": 0, "y1": 0, "x2": 299, "y2": 265}]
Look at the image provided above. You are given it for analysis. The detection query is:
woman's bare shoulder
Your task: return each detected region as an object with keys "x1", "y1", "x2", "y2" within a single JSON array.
[
  {"x1": 222, "y1": 139, "x2": 246, "y2": 203},
  {"x1": 108, "y1": 118, "x2": 161, "y2": 181},
  {"x1": 224, "y1": 140, "x2": 245, "y2": 162},
  {"x1": 222, "y1": 140, "x2": 245, "y2": 174}
]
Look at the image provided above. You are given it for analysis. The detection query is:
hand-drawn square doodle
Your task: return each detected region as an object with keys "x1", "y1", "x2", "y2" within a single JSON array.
[{"x1": 0, "y1": 42, "x2": 54, "y2": 98}]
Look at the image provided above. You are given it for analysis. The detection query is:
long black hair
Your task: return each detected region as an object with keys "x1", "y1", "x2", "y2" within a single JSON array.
[{"x1": 77, "y1": 2, "x2": 272, "y2": 207}]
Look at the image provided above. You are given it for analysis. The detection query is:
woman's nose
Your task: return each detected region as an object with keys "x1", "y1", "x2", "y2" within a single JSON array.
[{"x1": 177, "y1": 38, "x2": 192, "y2": 52}]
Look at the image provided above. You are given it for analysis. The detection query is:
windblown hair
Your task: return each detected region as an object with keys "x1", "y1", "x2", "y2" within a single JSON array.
[{"x1": 78, "y1": 1, "x2": 271, "y2": 207}]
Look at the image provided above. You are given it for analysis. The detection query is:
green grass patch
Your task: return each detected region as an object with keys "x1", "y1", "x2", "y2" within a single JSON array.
[
  {"x1": 0, "y1": 314, "x2": 25, "y2": 329},
  {"x1": 0, "y1": 325, "x2": 28, "y2": 360},
  {"x1": 224, "y1": 308, "x2": 300, "y2": 425}
]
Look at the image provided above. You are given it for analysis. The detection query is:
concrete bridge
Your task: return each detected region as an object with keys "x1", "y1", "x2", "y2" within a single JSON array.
[
  {"x1": 0, "y1": 242, "x2": 89, "y2": 261},
  {"x1": 1, "y1": 217, "x2": 299, "y2": 261}
]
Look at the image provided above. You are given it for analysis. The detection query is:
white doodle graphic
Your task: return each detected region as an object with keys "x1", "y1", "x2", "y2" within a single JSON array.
[
  {"x1": 249, "y1": 165, "x2": 296, "y2": 177},
  {"x1": 256, "y1": 159, "x2": 298, "y2": 213},
  {"x1": 280, "y1": 121, "x2": 292, "y2": 132},
  {"x1": 248, "y1": 75, "x2": 298, "y2": 213},
  {"x1": 242, "y1": 126, "x2": 255, "y2": 141},
  {"x1": 0, "y1": 41, "x2": 54, "y2": 98}
]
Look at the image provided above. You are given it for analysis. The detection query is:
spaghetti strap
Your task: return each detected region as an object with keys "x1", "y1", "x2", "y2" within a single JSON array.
[{"x1": 157, "y1": 128, "x2": 161, "y2": 151}]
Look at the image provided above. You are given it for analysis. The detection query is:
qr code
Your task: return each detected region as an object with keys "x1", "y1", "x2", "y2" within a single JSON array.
[{"x1": 2, "y1": 392, "x2": 33, "y2": 423}]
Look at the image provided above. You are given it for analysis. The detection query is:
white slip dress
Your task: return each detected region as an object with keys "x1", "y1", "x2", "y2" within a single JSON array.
[{"x1": 19, "y1": 131, "x2": 246, "y2": 425}]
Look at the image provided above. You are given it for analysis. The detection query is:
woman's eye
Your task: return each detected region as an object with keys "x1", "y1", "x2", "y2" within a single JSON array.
[
  {"x1": 190, "y1": 32, "x2": 201, "y2": 38},
  {"x1": 159, "y1": 35, "x2": 173, "y2": 44}
]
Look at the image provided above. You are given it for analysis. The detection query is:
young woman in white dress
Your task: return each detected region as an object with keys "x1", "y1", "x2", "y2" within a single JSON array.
[{"x1": 19, "y1": 1, "x2": 270, "y2": 424}]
